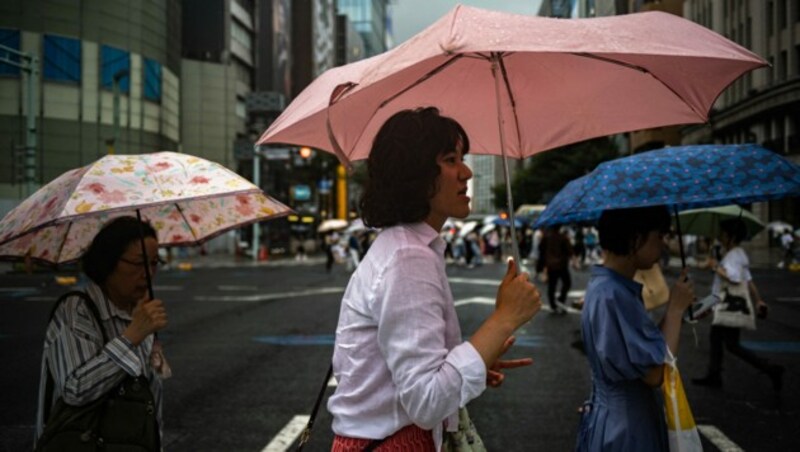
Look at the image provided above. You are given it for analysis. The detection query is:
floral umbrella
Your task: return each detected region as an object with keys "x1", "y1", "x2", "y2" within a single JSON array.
[{"x1": 0, "y1": 151, "x2": 292, "y2": 265}]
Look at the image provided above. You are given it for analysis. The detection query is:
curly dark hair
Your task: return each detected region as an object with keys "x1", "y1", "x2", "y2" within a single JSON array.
[
  {"x1": 597, "y1": 205, "x2": 670, "y2": 256},
  {"x1": 360, "y1": 107, "x2": 470, "y2": 228},
  {"x1": 82, "y1": 216, "x2": 157, "y2": 285}
]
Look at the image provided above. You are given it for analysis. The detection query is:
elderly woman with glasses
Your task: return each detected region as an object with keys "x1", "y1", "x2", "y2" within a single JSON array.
[{"x1": 34, "y1": 216, "x2": 169, "y2": 451}]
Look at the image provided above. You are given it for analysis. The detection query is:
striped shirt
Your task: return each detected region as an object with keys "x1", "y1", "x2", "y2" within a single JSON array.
[{"x1": 34, "y1": 281, "x2": 163, "y2": 447}]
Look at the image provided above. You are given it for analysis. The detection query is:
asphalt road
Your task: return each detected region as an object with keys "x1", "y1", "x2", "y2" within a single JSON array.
[{"x1": 1, "y1": 257, "x2": 797, "y2": 451}]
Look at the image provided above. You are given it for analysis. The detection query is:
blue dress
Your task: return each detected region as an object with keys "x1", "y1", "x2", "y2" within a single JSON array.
[{"x1": 576, "y1": 266, "x2": 668, "y2": 452}]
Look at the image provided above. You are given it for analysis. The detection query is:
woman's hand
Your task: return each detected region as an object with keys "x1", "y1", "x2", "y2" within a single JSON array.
[
  {"x1": 495, "y1": 258, "x2": 542, "y2": 330},
  {"x1": 124, "y1": 297, "x2": 168, "y2": 345},
  {"x1": 667, "y1": 268, "x2": 694, "y2": 314},
  {"x1": 487, "y1": 336, "x2": 533, "y2": 388}
]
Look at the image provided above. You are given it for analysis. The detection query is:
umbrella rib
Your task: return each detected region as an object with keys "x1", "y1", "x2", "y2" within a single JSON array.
[
  {"x1": 174, "y1": 203, "x2": 201, "y2": 243},
  {"x1": 54, "y1": 221, "x2": 73, "y2": 263},
  {"x1": 498, "y1": 54, "x2": 522, "y2": 158},
  {"x1": 378, "y1": 54, "x2": 464, "y2": 109},
  {"x1": 571, "y1": 52, "x2": 707, "y2": 121}
]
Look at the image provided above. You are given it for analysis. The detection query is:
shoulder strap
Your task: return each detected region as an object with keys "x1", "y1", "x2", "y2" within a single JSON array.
[
  {"x1": 295, "y1": 363, "x2": 333, "y2": 452},
  {"x1": 43, "y1": 291, "x2": 106, "y2": 422}
]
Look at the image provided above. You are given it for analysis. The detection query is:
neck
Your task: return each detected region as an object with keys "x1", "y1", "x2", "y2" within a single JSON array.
[
  {"x1": 424, "y1": 214, "x2": 445, "y2": 232},
  {"x1": 102, "y1": 285, "x2": 132, "y2": 313},
  {"x1": 602, "y1": 252, "x2": 636, "y2": 279}
]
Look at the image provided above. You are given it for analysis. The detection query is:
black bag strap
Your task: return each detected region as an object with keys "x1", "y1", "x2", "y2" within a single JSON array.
[
  {"x1": 43, "y1": 291, "x2": 106, "y2": 422},
  {"x1": 295, "y1": 363, "x2": 333, "y2": 452}
]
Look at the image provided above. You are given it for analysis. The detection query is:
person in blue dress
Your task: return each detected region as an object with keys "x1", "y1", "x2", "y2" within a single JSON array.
[{"x1": 576, "y1": 206, "x2": 695, "y2": 451}]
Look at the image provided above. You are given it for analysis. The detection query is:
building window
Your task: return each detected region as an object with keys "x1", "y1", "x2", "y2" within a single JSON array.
[
  {"x1": 0, "y1": 28, "x2": 21, "y2": 76},
  {"x1": 143, "y1": 58, "x2": 161, "y2": 102},
  {"x1": 43, "y1": 35, "x2": 81, "y2": 84},
  {"x1": 767, "y1": 1, "x2": 774, "y2": 36},
  {"x1": 101, "y1": 45, "x2": 130, "y2": 93},
  {"x1": 231, "y1": 20, "x2": 253, "y2": 53},
  {"x1": 780, "y1": 50, "x2": 788, "y2": 81},
  {"x1": 235, "y1": 97, "x2": 246, "y2": 119}
]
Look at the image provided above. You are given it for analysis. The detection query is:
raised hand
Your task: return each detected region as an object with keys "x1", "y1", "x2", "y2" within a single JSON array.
[{"x1": 124, "y1": 297, "x2": 168, "y2": 345}]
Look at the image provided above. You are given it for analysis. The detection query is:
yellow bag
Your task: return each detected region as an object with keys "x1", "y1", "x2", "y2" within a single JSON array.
[{"x1": 662, "y1": 350, "x2": 702, "y2": 452}]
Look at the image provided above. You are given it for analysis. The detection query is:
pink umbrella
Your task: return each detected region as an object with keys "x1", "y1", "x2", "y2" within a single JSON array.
[{"x1": 257, "y1": 5, "x2": 766, "y2": 263}]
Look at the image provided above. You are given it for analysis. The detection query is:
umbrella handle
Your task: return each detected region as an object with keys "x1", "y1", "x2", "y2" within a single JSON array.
[{"x1": 136, "y1": 209, "x2": 155, "y2": 301}]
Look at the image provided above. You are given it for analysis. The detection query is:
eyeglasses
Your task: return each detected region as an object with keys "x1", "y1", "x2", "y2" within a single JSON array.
[{"x1": 119, "y1": 256, "x2": 165, "y2": 270}]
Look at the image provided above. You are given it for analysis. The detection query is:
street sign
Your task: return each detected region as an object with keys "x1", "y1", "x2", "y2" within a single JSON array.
[
  {"x1": 318, "y1": 178, "x2": 333, "y2": 194},
  {"x1": 292, "y1": 184, "x2": 311, "y2": 201}
]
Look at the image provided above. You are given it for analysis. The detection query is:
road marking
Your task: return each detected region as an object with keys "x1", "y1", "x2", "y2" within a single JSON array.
[
  {"x1": 194, "y1": 287, "x2": 344, "y2": 302},
  {"x1": 253, "y1": 335, "x2": 335, "y2": 345},
  {"x1": 262, "y1": 415, "x2": 310, "y2": 452},
  {"x1": 448, "y1": 277, "x2": 499, "y2": 286},
  {"x1": 776, "y1": 296, "x2": 800, "y2": 303},
  {"x1": 697, "y1": 424, "x2": 743, "y2": 451},
  {"x1": 0, "y1": 287, "x2": 37, "y2": 292},
  {"x1": 154, "y1": 285, "x2": 183, "y2": 291},
  {"x1": 218, "y1": 285, "x2": 258, "y2": 291},
  {"x1": 454, "y1": 296, "x2": 495, "y2": 306},
  {"x1": 23, "y1": 296, "x2": 55, "y2": 302},
  {"x1": 741, "y1": 341, "x2": 800, "y2": 353}
]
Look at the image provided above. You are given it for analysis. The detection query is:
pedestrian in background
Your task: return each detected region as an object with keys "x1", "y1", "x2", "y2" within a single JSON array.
[
  {"x1": 328, "y1": 107, "x2": 541, "y2": 451},
  {"x1": 536, "y1": 226, "x2": 573, "y2": 313},
  {"x1": 779, "y1": 228, "x2": 795, "y2": 269},
  {"x1": 576, "y1": 206, "x2": 694, "y2": 451},
  {"x1": 692, "y1": 218, "x2": 785, "y2": 391}
]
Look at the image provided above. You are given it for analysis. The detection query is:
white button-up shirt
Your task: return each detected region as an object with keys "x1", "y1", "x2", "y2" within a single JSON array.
[{"x1": 328, "y1": 222, "x2": 487, "y2": 449}]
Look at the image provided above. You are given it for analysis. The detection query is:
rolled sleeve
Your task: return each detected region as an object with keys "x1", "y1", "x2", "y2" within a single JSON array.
[{"x1": 445, "y1": 341, "x2": 487, "y2": 405}]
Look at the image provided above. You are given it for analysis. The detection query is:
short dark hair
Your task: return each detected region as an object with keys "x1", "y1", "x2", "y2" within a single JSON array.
[
  {"x1": 82, "y1": 216, "x2": 157, "y2": 285},
  {"x1": 360, "y1": 107, "x2": 469, "y2": 228},
  {"x1": 597, "y1": 205, "x2": 670, "y2": 256},
  {"x1": 720, "y1": 217, "x2": 747, "y2": 244}
]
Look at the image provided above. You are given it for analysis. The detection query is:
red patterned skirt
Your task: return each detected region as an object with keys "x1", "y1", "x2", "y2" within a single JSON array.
[{"x1": 331, "y1": 424, "x2": 436, "y2": 451}]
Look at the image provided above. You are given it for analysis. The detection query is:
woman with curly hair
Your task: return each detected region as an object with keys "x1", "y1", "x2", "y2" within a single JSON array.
[{"x1": 328, "y1": 107, "x2": 542, "y2": 451}]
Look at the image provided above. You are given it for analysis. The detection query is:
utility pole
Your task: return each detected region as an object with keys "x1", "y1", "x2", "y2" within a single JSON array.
[
  {"x1": 252, "y1": 145, "x2": 261, "y2": 262},
  {"x1": 0, "y1": 44, "x2": 39, "y2": 197}
]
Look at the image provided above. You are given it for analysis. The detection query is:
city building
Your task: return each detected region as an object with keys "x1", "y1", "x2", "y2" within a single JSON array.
[
  {"x1": 683, "y1": 0, "x2": 800, "y2": 230},
  {"x1": 0, "y1": 0, "x2": 181, "y2": 214},
  {"x1": 181, "y1": 0, "x2": 258, "y2": 168}
]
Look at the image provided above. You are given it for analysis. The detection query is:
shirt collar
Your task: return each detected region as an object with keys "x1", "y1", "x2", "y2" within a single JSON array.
[
  {"x1": 85, "y1": 280, "x2": 133, "y2": 321},
  {"x1": 406, "y1": 222, "x2": 446, "y2": 256},
  {"x1": 590, "y1": 265, "x2": 643, "y2": 296}
]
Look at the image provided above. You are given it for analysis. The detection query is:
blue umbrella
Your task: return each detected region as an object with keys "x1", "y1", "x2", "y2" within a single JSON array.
[{"x1": 534, "y1": 144, "x2": 800, "y2": 228}]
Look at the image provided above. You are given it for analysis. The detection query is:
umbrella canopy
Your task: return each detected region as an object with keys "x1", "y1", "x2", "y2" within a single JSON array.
[
  {"x1": 766, "y1": 221, "x2": 793, "y2": 234},
  {"x1": 0, "y1": 152, "x2": 291, "y2": 265},
  {"x1": 459, "y1": 221, "x2": 479, "y2": 237},
  {"x1": 258, "y1": 6, "x2": 765, "y2": 165},
  {"x1": 318, "y1": 218, "x2": 348, "y2": 233},
  {"x1": 534, "y1": 144, "x2": 800, "y2": 228},
  {"x1": 676, "y1": 205, "x2": 765, "y2": 239}
]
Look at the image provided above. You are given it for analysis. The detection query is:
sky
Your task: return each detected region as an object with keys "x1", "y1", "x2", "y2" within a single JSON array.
[{"x1": 390, "y1": 1, "x2": 545, "y2": 44}]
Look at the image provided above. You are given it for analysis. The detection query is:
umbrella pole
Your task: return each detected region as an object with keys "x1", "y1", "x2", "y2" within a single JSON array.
[
  {"x1": 672, "y1": 206, "x2": 692, "y2": 320},
  {"x1": 136, "y1": 209, "x2": 155, "y2": 301},
  {"x1": 491, "y1": 53, "x2": 522, "y2": 272},
  {"x1": 672, "y1": 206, "x2": 686, "y2": 269}
]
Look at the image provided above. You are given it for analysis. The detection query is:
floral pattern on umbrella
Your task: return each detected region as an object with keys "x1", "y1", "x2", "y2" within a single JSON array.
[{"x1": 0, "y1": 152, "x2": 292, "y2": 264}]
